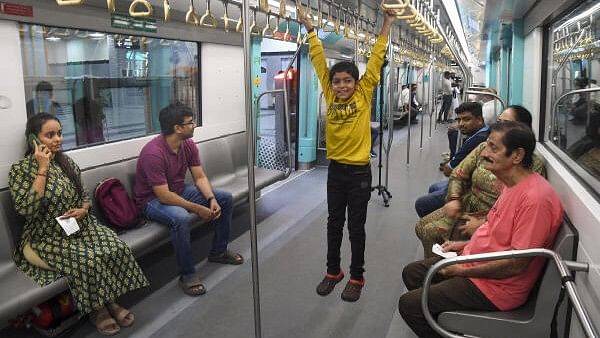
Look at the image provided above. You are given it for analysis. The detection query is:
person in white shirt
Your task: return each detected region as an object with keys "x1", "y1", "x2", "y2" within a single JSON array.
[
  {"x1": 402, "y1": 84, "x2": 410, "y2": 113},
  {"x1": 437, "y1": 71, "x2": 453, "y2": 123},
  {"x1": 449, "y1": 83, "x2": 461, "y2": 121}
]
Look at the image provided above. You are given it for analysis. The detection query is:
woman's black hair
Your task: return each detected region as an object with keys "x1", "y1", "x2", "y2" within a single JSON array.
[
  {"x1": 505, "y1": 105, "x2": 533, "y2": 129},
  {"x1": 25, "y1": 113, "x2": 83, "y2": 198}
]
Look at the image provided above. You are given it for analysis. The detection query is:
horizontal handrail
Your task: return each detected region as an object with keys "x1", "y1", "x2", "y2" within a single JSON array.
[
  {"x1": 465, "y1": 90, "x2": 506, "y2": 111},
  {"x1": 421, "y1": 248, "x2": 597, "y2": 338},
  {"x1": 552, "y1": 87, "x2": 600, "y2": 115}
]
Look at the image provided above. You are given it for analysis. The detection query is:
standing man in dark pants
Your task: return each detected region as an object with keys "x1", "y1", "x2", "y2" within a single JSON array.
[{"x1": 437, "y1": 71, "x2": 453, "y2": 123}]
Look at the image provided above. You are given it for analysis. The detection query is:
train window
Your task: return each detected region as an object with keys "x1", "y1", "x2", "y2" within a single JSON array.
[
  {"x1": 547, "y1": 0, "x2": 600, "y2": 191},
  {"x1": 19, "y1": 24, "x2": 200, "y2": 150}
]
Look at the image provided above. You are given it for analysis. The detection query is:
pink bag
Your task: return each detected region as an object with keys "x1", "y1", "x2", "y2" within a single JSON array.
[{"x1": 94, "y1": 178, "x2": 140, "y2": 229}]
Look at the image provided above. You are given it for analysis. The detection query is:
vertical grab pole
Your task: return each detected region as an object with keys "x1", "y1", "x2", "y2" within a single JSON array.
[
  {"x1": 428, "y1": 55, "x2": 434, "y2": 138},
  {"x1": 241, "y1": 0, "x2": 261, "y2": 337},
  {"x1": 406, "y1": 58, "x2": 412, "y2": 166},
  {"x1": 385, "y1": 30, "x2": 394, "y2": 188}
]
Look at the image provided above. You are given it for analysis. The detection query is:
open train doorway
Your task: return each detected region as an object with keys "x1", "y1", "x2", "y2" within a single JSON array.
[{"x1": 258, "y1": 52, "x2": 299, "y2": 171}]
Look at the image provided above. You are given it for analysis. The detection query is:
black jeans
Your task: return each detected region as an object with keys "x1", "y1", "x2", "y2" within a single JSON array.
[
  {"x1": 398, "y1": 257, "x2": 498, "y2": 338},
  {"x1": 326, "y1": 160, "x2": 372, "y2": 280},
  {"x1": 437, "y1": 95, "x2": 453, "y2": 121}
]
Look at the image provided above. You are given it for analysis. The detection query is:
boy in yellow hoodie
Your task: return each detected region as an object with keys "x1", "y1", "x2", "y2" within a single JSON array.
[{"x1": 297, "y1": 5, "x2": 396, "y2": 302}]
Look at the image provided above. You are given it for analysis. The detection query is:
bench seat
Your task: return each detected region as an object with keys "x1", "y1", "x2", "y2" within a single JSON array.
[{"x1": 0, "y1": 131, "x2": 285, "y2": 327}]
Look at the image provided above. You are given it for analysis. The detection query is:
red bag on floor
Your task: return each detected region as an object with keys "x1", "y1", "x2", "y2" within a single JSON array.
[{"x1": 31, "y1": 292, "x2": 76, "y2": 329}]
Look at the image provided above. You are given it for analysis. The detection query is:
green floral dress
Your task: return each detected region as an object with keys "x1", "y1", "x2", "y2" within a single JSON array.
[
  {"x1": 415, "y1": 143, "x2": 546, "y2": 258},
  {"x1": 8, "y1": 155, "x2": 149, "y2": 315}
]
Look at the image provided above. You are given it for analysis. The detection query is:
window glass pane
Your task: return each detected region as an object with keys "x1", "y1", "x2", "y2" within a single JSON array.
[
  {"x1": 19, "y1": 24, "x2": 199, "y2": 150},
  {"x1": 547, "y1": 1, "x2": 600, "y2": 188}
]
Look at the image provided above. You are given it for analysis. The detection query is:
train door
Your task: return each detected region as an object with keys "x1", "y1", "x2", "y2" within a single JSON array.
[{"x1": 258, "y1": 52, "x2": 299, "y2": 171}]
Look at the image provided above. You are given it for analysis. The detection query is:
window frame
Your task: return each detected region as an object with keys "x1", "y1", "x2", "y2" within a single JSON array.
[
  {"x1": 541, "y1": 0, "x2": 600, "y2": 200},
  {"x1": 17, "y1": 21, "x2": 203, "y2": 150}
]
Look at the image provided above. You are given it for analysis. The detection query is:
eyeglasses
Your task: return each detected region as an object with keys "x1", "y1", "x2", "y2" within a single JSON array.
[{"x1": 179, "y1": 120, "x2": 196, "y2": 126}]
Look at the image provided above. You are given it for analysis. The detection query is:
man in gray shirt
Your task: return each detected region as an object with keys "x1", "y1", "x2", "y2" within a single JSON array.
[{"x1": 437, "y1": 71, "x2": 453, "y2": 123}]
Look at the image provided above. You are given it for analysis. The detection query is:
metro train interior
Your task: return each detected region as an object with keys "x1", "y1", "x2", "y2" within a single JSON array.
[{"x1": 0, "y1": 0, "x2": 599, "y2": 337}]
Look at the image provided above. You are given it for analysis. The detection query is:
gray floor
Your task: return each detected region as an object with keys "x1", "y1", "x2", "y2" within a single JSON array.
[{"x1": 5, "y1": 113, "x2": 452, "y2": 338}]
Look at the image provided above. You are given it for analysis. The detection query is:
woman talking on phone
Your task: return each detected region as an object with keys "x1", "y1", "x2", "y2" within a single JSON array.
[{"x1": 8, "y1": 113, "x2": 149, "y2": 336}]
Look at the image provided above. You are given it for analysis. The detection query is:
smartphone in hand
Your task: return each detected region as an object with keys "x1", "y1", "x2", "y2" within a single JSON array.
[{"x1": 28, "y1": 133, "x2": 41, "y2": 149}]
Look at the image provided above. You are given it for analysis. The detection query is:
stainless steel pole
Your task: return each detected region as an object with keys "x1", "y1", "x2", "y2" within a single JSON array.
[{"x1": 241, "y1": 0, "x2": 261, "y2": 336}]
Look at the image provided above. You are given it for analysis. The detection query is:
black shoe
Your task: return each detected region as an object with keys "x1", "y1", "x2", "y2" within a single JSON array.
[
  {"x1": 341, "y1": 278, "x2": 364, "y2": 302},
  {"x1": 316, "y1": 271, "x2": 344, "y2": 296}
]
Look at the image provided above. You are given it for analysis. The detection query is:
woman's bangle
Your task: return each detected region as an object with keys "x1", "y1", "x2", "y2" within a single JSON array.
[
  {"x1": 36, "y1": 171, "x2": 47, "y2": 177},
  {"x1": 447, "y1": 194, "x2": 460, "y2": 202},
  {"x1": 207, "y1": 196, "x2": 215, "y2": 203}
]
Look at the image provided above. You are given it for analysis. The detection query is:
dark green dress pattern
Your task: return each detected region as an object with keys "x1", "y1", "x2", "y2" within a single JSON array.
[{"x1": 8, "y1": 155, "x2": 149, "y2": 315}]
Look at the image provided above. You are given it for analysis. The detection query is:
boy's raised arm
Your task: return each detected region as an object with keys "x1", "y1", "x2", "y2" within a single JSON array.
[
  {"x1": 297, "y1": 4, "x2": 331, "y2": 91},
  {"x1": 361, "y1": 10, "x2": 397, "y2": 89}
]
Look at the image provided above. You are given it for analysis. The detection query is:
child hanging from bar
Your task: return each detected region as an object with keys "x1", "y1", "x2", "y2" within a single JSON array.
[{"x1": 297, "y1": 4, "x2": 397, "y2": 302}]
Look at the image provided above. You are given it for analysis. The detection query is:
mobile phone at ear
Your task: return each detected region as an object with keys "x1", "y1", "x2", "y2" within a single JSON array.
[{"x1": 28, "y1": 133, "x2": 41, "y2": 148}]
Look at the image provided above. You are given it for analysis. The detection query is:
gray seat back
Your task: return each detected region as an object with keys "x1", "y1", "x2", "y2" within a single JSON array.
[
  {"x1": 0, "y1": 191, "x2": 24, "y2": 262},
  {"x1": 197, "y1": 137, "x2": 236, "y2": 186}
]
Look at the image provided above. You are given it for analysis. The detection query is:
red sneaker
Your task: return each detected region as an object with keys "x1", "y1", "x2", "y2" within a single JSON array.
[
  {"x1": 316, "y1": 271, "x2": 345, "y2": 296},
  {"x1": 341, "y1": 278, "x2": 364, "y2": 302}
]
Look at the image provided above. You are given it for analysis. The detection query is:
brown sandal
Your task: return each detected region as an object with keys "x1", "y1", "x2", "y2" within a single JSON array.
[
  {"x1": 178, "y1": 276, "x2": 207, "y2": 296},
  {"x1": 107, "y1": 303, "x2": 135, "y2": 327},
  {"x1": 91, "y1": 308, "x2": 120, "y2": 336},
  {"x1": 208, "y1": 250, "x2": 244, "y2": 265}
]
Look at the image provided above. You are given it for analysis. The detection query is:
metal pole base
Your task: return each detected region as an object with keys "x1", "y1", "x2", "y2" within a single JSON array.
[{"x1": 371, "y1": 185, "x2": 392, "y2": 207}]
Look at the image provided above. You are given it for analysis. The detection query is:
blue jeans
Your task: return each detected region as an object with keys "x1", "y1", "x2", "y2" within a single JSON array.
[
  {"x1": 144, "y1": 185, "x2": 233, "y2": 278},
  {"x1": 414, "y1": 180, "x2": 448, "y2": 218}
]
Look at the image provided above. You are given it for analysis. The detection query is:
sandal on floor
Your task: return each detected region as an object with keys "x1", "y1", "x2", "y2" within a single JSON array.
[
  {"x1": 91, "y1": 309, "x2": 120, "y2": 336},
  {"x1": 208, "y1": 250, "x2": 244, "y2": 265},
  {"x1": 178, "y1": 276, "x2": 207, "y2": 296},
  {"x1": 107, "y1": 303, "x2": 135, "y2": 327}
]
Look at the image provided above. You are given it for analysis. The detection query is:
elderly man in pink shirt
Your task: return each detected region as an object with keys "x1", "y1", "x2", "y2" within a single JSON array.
[{"x1": 398, "y1": 121, "x2": 563, "y2": 338}]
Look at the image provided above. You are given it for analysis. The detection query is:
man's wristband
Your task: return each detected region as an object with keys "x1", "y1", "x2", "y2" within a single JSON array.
[{"x1": 207, "y1": 196, "x2": 215, "y2": 203}]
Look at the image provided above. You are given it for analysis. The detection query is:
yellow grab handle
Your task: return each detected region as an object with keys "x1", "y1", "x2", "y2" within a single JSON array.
[
  {"x1": 279, "y1": 0, "x2": 286, "y2": 17},
  {"x1": 164, "y1": 0, "x2": 171, "y2": 21},
  {"x1": 186, "y1": 0, "x2": 200, "y2": 25},
  {"x1": 107, "y1": 0, "x2": 116, "y2": 12},
  {"x1": 129, "y1": 0, "x2": 153, "y2": 18},
  {"x1": 55, "y1": 0, "x2": 84, "y2": 5}
]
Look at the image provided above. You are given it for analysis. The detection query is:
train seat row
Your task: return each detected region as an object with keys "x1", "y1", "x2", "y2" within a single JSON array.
[{"x1": 0, "y1": 131, "x2": 284, "y2": 326}]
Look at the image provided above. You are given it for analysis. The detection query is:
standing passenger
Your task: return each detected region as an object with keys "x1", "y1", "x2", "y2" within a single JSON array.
[
  {"x1": 402, "y1": 84, "x2": 411, "y2": 113},
  {"x1": 9, "y1": 113, "x2": 149, "y2": 336},
  {"x1": 437, "y1": 71, "x2": 453, "y2": 123},
  {"x1": 297, "y1": 5, "x2": 397, "y2": 302},
  {"x1": 134, "y1": 103, "x2": 243, "y2": 297}
]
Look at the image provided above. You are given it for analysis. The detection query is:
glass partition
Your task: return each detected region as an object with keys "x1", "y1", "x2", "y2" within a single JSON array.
[
  {"x1": 19, "y1": 24, "x2": 199, "y2": 150},
  {"x1": 547, "y1": 0, "x2": 600, "y2": 192}
]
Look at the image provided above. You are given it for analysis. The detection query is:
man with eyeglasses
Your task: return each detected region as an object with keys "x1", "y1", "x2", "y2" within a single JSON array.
[{"x1": 134, "y1": 102, "x2": 243, "y2": 297}]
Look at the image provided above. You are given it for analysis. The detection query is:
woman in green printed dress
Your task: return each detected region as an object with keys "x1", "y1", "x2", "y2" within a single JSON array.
[
  {"x1": 415, "y1": 106, "x2": 546, "y2": 258},
  {"x1": 9, "y1": 113, "x2": 149, "y2": 335}
]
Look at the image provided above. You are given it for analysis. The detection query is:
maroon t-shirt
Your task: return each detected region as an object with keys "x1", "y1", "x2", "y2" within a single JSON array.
[{"x1": 134, "y1": 135, "x2": 201, "y2": 210}]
